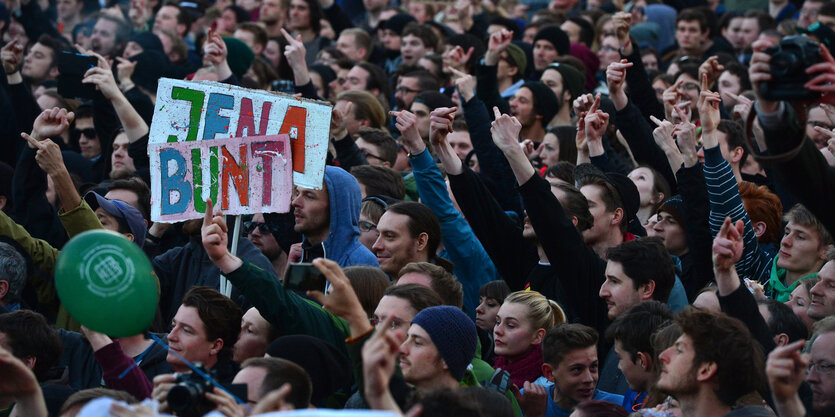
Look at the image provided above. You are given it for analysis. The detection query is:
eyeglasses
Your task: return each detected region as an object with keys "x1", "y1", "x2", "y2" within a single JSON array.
[
  {"x1": 682, "y1": 82, "x2": 700, "y2": 91},
  {"x1": 395, "y1": 86, "x2": 420, "y2": 94},
  {"x1": 74, "y1": 127, "x2": 97, "y2": 138},
  {"x1": 369, "y1": 317, "x2": 404, "y2": 330},
  {"x1": 244, "y1": 221, "x2": 277, "y2": 235},
  {"x1": 361, "y1": 149, "x2": 387, "y2": 164},
  {"x1": 808, "y1": 361, "x2": 835, "y2": 376},
  {"x1": 807, "y1": 120, "x2": 835, "y2": 130},
  {"x1": 358, "y1": 220, "x2": 377, "y2": 233},
  {"x1": 599, "y1": 46, "x2": 619, "y2": 53}
]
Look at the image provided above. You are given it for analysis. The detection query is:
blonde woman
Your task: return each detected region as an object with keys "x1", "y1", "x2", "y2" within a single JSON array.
[{"x1": 493, "y1": 290, "x2": 566, "y2": 387}]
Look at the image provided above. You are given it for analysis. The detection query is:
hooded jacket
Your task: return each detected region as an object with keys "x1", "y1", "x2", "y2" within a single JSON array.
[
  {"x1": 301, "y1": 166, "x2": 377, "y2": 268},
  {"x1": 767, "y1": 254, "x2": 819, "y2": 302}
]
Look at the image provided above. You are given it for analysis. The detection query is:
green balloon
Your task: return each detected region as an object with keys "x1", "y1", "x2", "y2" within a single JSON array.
[{"x1": 55, "y1": 229, "x2": 158, "y2": 337}]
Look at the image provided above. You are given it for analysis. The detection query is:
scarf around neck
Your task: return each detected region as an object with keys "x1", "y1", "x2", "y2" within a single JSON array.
[{"x1": 492, "y1": 344, "x2": 544, "y2": 388}]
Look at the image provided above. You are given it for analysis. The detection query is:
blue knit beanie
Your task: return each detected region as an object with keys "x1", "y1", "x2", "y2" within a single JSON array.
[{"x1": 410, "y1": 306, "x2": 477, "y2": 381}]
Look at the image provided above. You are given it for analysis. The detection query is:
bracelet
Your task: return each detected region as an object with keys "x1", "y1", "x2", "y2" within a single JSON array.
[{"x1": 619, "y1": 39, "x2": 631, "y2": 54}]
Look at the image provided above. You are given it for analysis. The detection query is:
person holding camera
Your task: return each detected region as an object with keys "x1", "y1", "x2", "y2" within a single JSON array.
[
  {"x1": 147, "y1": 286, "x2": 242, "y2": 414},
  {"x1": 747, "y1": 36, "x2": 835, "y2": 237}
]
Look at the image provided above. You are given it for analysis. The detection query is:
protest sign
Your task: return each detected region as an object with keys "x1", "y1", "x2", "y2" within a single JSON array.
[
  {"x1": 148, "y1": 79, "x2": 332, "y2": 222},
  {"x1": 149, "y1": 134, "x2": 293, "y2": 222}
]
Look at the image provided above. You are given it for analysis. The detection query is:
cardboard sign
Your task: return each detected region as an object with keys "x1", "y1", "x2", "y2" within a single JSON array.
[
  {"x1": 149, "y1": 135, "x2": 293, "y2": 222},
  {"x1": 149, "y1": 78, "x2": 331, "y2": 186},
  {"x1": 148, "y1": 79, "x2": 332, "y2": 222}
]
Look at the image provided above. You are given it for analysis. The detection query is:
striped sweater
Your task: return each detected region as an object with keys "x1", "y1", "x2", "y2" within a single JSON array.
[{"x1": 703, "y1": 146, "x2": 774, "y2": 284}]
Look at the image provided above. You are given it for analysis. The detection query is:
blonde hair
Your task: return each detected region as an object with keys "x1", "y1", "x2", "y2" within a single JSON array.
[{"x1": 504, "y1": 291, "x2": 566, "y2": 330}]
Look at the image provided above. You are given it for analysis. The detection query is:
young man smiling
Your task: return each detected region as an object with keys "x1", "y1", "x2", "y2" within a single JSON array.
[{"x1": 537, "y1": 324, "x2": 623, "y2": 417}]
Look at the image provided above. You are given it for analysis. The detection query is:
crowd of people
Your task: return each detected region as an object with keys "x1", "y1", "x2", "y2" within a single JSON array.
[{"x1": 0, "y1": 0, "x2": 834, "y2": 416}]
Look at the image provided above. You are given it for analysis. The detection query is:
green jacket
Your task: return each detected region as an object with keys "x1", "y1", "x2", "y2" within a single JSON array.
[
  {"x1": 768, "y1": 254, "x2": 819, "y2": 302},
  {"x1": 0, "y1": 200, "x2": 102, "y2": 330},
  {"x1": 224, "y1": 260, "x2": 351, "y2": 354}
]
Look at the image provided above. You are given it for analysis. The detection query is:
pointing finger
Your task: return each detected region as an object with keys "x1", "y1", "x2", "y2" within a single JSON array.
[
  {"x1": 203, "y1": 198, "x2": 214, "y2": 228},
  {"x1": 21, "y1": 132, "x2": 43, "y2": 149}
]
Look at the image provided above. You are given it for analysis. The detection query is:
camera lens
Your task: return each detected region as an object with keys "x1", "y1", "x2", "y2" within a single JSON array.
[
  {"x1": 770, "y1": 51, "x2": 799, "y2": 78},
  {"x1": 167, "y1": 383, "x2": 203, "y2": 412}
]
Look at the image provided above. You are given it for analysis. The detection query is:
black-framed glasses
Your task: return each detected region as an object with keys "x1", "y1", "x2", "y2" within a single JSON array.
[
  {"x1": 395, "y1": 86, "x2": 420, "y2": 94},
  {"x1": 74, "y1": 127, "x2": 97, "y2": 138},
  {"x1": 361, "y1": 149, "x2": 387, "y2": 164},
  {"x1": 807, "y1": 120, "x2": 835, "y2": 130},
  {"x1": 358, "y1": 220, "x2": 377, "y2": 233},
  {"x1": 807, "y1": 360, "x2": 835, "y2": 376}
]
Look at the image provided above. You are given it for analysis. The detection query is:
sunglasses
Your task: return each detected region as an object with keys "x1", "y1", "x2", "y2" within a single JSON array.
[
  {"x1": 74, "y1": 127, "x2": 97, "y2": 138},
  {"x1": 244, "y1": 221, "x2": 278, "y2": 235}
]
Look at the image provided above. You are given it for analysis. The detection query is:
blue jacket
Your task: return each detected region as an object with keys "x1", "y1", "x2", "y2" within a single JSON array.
[
  {"x1": 411, "y1": 149, "x2": 500, "y2": 316},
  {"x1": 306, "y1": 166, "x2": 377, "y2": 268}
]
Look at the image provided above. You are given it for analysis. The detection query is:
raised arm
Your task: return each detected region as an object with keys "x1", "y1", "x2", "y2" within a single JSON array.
[
  {"x1": 491, "y1": 108, "x2": 609, "y2": 333},
  {"x1": 698, "y1": 75, "x2": 770, "y2": 284},
  {"x1": 201, "y1": 199, "x2": 350, "y2": 352},
  {"x1": 454, "y1": 68, "x2": 523, "y2": 216},
  {"x1": 81, "y1": 53, "x2": 149, "y2": 142},
  {"x1": 395, "y1": 106, "x2": 500, "y2": 315},
  {"x1": 608, "y1": 59, "x2": 679, "y2": 194}
]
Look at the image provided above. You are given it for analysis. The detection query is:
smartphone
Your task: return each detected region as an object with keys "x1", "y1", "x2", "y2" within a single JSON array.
[
  {"x1": 57, "y1": 51, "x2": 98, "y2": 99},
  {"x1": 284, "y1": 263, "x2": 326, "y2": 292}
]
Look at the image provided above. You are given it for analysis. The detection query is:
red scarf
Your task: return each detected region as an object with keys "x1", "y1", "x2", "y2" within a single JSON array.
[{"x1": 492, "y1": 344, "x2": 544, "y2": 388}]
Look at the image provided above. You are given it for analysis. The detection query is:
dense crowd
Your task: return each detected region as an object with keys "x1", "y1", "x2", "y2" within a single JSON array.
[{"x1": 0, "y1": 0, "x2": 834, "y2": 416}]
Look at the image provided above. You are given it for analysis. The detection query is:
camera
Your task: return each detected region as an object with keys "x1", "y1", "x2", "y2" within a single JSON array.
[
  {"x1": 167, "y1": 363, "x2": 216, "y2": 413},
  {"x1": 761, "y1": 35, "x2": 822, "y2": 101},
  {"x1": 166, "y1": 363, "x2": 247, "y2": 415}
]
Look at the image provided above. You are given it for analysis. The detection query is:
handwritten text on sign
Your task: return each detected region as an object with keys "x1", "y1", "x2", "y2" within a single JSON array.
[
  {"x1": 149, "y1": 78, "x2": 332, "y2": 189},
  {"x1": 148, "y1": 135, "x2": 292, "y2": 222}
]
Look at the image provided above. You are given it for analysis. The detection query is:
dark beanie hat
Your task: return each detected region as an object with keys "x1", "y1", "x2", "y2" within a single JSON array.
[
  {"x1": 383, "y1": 13, "x2": 417, "y2": 36},
  {"x1": 533, "y1": 25, "x2": 570, "y2": 57},
  {"x1": 656, "y1": 195, "x2": 685, "y2": 226},
  {"x1": 545, "y1": 62, "x2": 584, "y2": 101},
  {"x1": 521, "y1": 81, "x2": 559, "y2": 125},
  {"x1": 414, "y1": 91, "x2": 454, "y2": 110},
  {"x1": 411, "y1": 306, "x2": 477, "y2": 381},
  {"x1": 223, "y1": 36, "x2": 255, "y2": 78},
  {"x1": 129, "y1": 50, "x2": 171, "y2": 93},
  {"x1": 604, "y1": 172, "x2": 641, "y2": 228},
  {"x1": 505, "y1": 43, "x2": 527, "y2": 75},
  {"x1": 129, "y1": 32, "x2": 164, "y2": 54}
]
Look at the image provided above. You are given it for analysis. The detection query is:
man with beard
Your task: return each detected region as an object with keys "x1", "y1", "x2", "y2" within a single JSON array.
[
  {"x1": 89, "y1": 14, "x2": 130, "y2": 59},
  {"x1": 508, "y1": 82, "x2": 558, "y2": 144},
  {"x1": 655, "y1": 308, "x2": 771, "y2": 417},
  {"x1": 290, "y1": 166, "x2": 378, "y2": 268},
  {"x1": 259, "y1": 0, "x2": 286, "y2": 37},
  {"x1": 540, "y1": 62, "x2": 584, "y2": 128}
]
